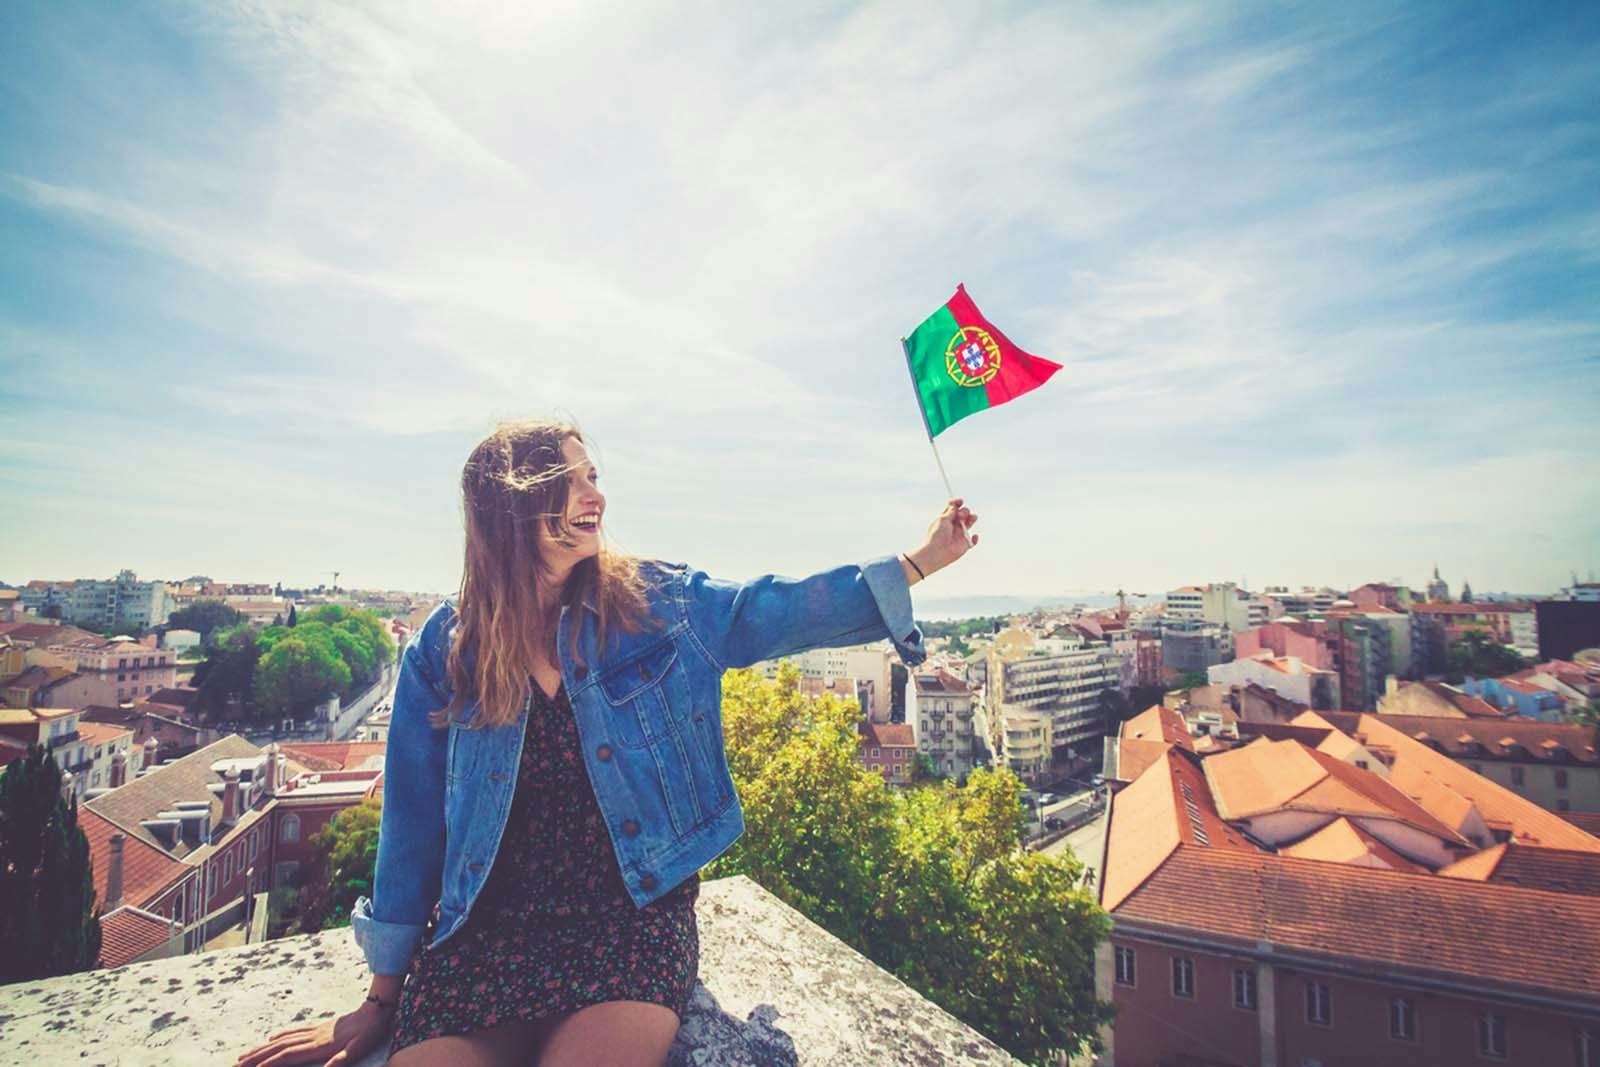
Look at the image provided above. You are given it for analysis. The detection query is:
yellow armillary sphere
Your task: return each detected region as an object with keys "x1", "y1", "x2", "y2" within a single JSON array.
[{"x1": 944, "y1": 325, "x2": 1003, "y2": 388}]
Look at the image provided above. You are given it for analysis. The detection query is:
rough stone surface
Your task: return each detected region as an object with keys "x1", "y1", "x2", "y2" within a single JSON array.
[{"x1": 0, "y1": 875, "x2": 1014, "y2": 1066}]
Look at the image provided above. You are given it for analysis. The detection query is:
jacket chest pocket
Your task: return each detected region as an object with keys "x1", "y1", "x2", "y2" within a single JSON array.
[{"x1": 598, "y1": 639, "x2": 690, "y2": 749}]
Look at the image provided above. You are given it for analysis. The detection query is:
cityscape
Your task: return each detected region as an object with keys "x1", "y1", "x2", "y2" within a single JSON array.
[{"x1": 2, "y1": 565, "x2": 1598, "y2": 1063}]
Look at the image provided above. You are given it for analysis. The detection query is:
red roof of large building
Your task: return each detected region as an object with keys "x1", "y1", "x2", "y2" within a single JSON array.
[
  {"x1": 1112, "y1": 846, "x2": 1600, "y2": 1004},
  {"x1": 98, "y1": 905, "x2": 179, "y2": 969},
  {"x1": 1438, "y1": 841, "x2": 1600, "y2": 897},
  {"x1": 79, "y1": 807, "x2": 189, "y2": 909},
  {"x1": 1325, "y1": 711, "x2": 1599, "y2": 766},
  {"x1": 1120, "y1": 705, "x2": 1194, "y2": 751},
  {"x1": 277, "y1": 741, "x2": 388, "y2": 773}
]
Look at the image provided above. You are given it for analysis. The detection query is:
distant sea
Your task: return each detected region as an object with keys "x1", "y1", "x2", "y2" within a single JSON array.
[{"x1": 915, "y1": 592, "x2": 1163, "y2": 622}]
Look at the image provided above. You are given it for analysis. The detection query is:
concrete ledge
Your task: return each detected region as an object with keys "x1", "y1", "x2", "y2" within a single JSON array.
[{"x1": 0, "y1": 875, "x2": 1015, "y2": 1066}]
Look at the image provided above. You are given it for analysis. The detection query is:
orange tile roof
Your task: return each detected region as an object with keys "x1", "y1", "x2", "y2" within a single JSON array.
[
  {"x1": 1113, "y1": 738, "x2": 1172, "y2": 784},
  {"x1": 858, "y1": 722, "x2": 914, "y2": 749},
  {"x1": 1113, "y1": 846, "x2": 1600, "y2": 1003},
  {"x1": 1203, "y1": 738, "x2": 1466, "y2": 843},
  {"x1": 1281, "y1": 817, "x2": 1427, "y2": 873},
  {"x1": 98, "y1": 905, "x2": 178, "y2": 969},
  {"x1": 1562, "y1": 811, "x2": 1600, "y2": 836},
  {"x1": 1435, "y1": 842, "x2": 1600, "y2": 897},
  {"x1": 1327, "y1": 714, "x2": 1600, "y2": 852},
  {"x1": 1385, "y1": 758, "x2": 1483, "y2": 840},
  {"x1": 276, "y1": 741, "x2": 388, "y2": 773},
  {"x1": 79, "y1": 808, "x2": 188, "y2": 910},
  {"x1": 1101, "y1": 750, "x2": 1258, "y2": 911},
  {"x1": 75, "y1": 721, "x2": 132, "y2": 746},
  {"x1": 1120, "y1": 705, "x2": 1194, "y2": 750},
  {"x1": 1339, "y1": 712, "x2": 1598, "y2": 766}
]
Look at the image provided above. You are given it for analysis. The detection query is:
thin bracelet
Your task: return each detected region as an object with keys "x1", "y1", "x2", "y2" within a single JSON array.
[
  {"x1": 365, "y1": 992, "x2": 398, "y2": 1010},
  {"x1": 902, "y1": 553, "x2": 926, "y2": 580}
]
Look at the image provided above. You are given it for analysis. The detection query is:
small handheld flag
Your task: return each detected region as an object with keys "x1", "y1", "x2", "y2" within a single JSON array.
[
  {"x1": 900, "y1": 284, "x2": 1062, "y2": 496},
  {"x1": 903, "y1": 284, "x2": 1063, "y2": 438}
]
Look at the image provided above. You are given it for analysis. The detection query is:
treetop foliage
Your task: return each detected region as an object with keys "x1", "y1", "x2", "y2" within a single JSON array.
[{"x1": 706, "y1": 666, "x2": 1112, "y2": 1063}]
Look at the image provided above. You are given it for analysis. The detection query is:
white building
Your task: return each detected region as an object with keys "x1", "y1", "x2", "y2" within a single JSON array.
[
  {"x1": 987, "y1": 644, "x2": 1117, "y2": 767},
  {"x1": 1207, "y1": 651, "x2": 1342, "y2": 710},
  {"x1": 907, "y1": 669, "x2": 977, "y2": 778},
  {"x1": 63, "y1": 571, "x2": 175, "y2": 630},
  {"x1": 1165, "y1": 582, "x2": 1253, "y2": 633},
  {"x1": 997, "y1": 704, "x2": 1051, "y2": 781},
  {"x1": 755, "y1": 642, "x2": 893, "y2": 722}
]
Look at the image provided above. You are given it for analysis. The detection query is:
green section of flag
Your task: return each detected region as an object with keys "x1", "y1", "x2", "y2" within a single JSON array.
[{"x1": 904, "y1": 304, "x2": 990, "y2": 437}]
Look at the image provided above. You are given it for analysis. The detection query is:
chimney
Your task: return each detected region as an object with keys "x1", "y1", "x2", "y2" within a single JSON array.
[
  {"x1": 222, "y1": 768, "x2": 240, "y2": 825},
  {"x1": 143, "y1": 736, "x2": 159, "y2": 772},
  {"x1": 275, "y1": 752, "x2": 287, "y2": 794},
  {"x1": 60, "y1": 771, "x2": 75, "y2": 803},
  {"x1": 261, "y1": 744, "x2": 280, "y2": 799},
  {"x1": 107, "y1": 833, "x2": 126, "y2": 909},
  {"x1": 110, "y1": 748, "x2": 128, "y2": 788}
]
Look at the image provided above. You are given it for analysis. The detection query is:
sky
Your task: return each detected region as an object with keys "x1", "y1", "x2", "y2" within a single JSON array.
[{"x1": 2, "y1": 1, "x2": 1597, "y2": 601}]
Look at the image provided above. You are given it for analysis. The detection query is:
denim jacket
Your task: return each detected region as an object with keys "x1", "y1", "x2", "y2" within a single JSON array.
[{"x1": 350, "y1": 555, "x2": 926, "y2": 975}]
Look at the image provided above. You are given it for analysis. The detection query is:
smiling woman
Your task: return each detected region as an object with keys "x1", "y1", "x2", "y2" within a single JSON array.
[{"x1": 232, "y1": 417, "x2": 979, "y2": 1067}]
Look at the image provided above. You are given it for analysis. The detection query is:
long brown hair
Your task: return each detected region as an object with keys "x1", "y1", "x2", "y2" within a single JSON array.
[{"x1": 438, "y1": 419, "x2": 651, "y2": 728}]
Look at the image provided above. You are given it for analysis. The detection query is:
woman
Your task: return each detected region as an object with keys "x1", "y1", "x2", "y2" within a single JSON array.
[{"x1": 235, "y1": 419, "x2": 977, "y2": 1067}]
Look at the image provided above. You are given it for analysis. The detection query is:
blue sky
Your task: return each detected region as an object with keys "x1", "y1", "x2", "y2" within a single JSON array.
[{"x1": 2, "y1": 2, "x2": 1596, "y2": 600}]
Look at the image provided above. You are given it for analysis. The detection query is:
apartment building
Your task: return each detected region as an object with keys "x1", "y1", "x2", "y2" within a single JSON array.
[
  {"x1": 755, "y1": 641, "x2": 893, "y2": 721},
  {"x1": 987, "y1": 642, "x2": 1116, "y2": 767},
  {"x1": 907, "y1": 669, "x2": 976, "y2": 778},
  {"x1": 1207, "y1": 651, "x2": 1341, "y2": 710}
]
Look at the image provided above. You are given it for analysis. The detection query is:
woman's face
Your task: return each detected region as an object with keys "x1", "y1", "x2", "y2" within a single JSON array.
[{"x1": 537, "y1": 435, "x2": 605, "y2": 574}]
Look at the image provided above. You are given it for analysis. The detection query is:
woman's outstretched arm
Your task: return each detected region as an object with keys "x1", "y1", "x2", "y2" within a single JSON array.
[{"x1": 680, "y1": 498, "x2": 978, "y2": 671}]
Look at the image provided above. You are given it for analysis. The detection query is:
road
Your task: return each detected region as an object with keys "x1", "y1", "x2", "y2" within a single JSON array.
[{"x1": 1041, "y1": 809, "x2": 1106, "y2": 890}]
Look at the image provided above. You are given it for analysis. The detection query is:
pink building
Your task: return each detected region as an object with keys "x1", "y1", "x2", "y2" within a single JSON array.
[
  {"x1": 1235, "y1": 620, "x2": 1341, "y2": 672},
  {"x1": 859, "y1": 722, "x2": 916, "y2": 785}
]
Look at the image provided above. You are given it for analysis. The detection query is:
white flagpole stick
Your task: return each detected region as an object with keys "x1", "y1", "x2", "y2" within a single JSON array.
[{"x1": 901, "y1": 337, "x2": 956, "y2": 500}]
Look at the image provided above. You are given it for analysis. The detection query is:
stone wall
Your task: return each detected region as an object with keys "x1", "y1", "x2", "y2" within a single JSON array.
[{"x1": 0, "y1": 875, "x2": 1016, "y2": 1066}]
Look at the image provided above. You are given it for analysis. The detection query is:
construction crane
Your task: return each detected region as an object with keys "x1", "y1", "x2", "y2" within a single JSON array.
[{"x1": 326, "y1": 570, "x2": 341, "y2": 594}]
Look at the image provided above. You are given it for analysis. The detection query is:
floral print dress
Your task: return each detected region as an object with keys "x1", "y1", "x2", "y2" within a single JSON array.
[{"x1": 389, "y1": 681, "x2": 700, "y2": 1054}]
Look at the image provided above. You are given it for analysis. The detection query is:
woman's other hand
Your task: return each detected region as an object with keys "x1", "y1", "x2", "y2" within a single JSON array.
[
  {"x1": 904, "y1": 498, "x2": 978, "y2": 585},
  {"x1": 233, "y1": 1000, "x2": 393, "y2": 1067}
]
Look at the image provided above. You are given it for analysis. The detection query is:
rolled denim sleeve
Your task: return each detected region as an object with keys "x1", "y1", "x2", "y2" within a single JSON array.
[
  {"x1": 350, "y1": 606, "x2": 452, "y2": 975},
  {"x1": 680, "y1": 554, "x2": 926, "y2": 671}
]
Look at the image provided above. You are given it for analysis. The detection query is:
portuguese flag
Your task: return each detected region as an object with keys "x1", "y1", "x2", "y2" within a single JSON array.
[{"x1": 903, "y1": 284, "x2": 1062, "y2": 438}]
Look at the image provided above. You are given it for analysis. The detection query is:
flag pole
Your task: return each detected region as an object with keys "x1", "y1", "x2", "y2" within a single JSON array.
[{"x1": 901, "y1": 337, "x2": 956, "y2": 500}]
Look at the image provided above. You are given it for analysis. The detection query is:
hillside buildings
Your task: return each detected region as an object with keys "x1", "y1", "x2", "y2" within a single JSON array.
[{"x1": 907, "y1": 669, "x2": 977, "y2": 778}]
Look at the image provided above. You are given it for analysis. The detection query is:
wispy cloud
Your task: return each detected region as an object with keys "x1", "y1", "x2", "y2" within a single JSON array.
[{"x1": 1, "y1": 2, "x2": 1596, "y2": 594}]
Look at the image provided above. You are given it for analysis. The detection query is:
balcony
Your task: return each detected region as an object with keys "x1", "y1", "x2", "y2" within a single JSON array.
[
  {"x1": 47, "y1": 731, "x2": 80, "y2": 750},
  {"x1": 0, "y1": 875, "x2": 1012, "y2": 1066}
]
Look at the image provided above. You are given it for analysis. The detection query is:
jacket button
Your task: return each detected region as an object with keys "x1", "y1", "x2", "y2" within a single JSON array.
[
  {"x1": 575, "y1": 665, "x2": 588, "y2": 680},
  {"x1": 638, "y1": 663, "x2": 651, "y2": 680},
  {"x1": 639, "y1": 874, "x2": 657, "y2": 891},
  {"x1": 622, "y1": 819, "x2": 640, "y2": 836},
  {"x1": 596, "y1": 744, "x2": 612, "y2": 761}
]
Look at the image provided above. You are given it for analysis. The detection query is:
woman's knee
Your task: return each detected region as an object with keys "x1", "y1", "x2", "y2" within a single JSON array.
[{"x1": 537, "y1": 1001, "x2": 680, "y2": 1067}]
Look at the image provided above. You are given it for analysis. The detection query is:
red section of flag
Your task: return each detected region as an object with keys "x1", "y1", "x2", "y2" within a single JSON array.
[{"x1": 945, "y1": 284, "x2": 1063, "y2": 407}]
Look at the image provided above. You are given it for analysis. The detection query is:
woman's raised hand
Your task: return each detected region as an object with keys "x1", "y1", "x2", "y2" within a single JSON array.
[
  {"x1": 233, "y1": 1000, "x2": 392, "y2": 1067},
  {"x1": 904, "y1": 498, "x2": 978, "y2": 584}
]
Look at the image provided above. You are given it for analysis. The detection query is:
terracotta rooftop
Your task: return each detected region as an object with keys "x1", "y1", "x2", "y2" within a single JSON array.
[
  {"x1": 85, "y1": 735, "x2": 264, "y2": 855},
  {"x1": 859, "y1": 722, "x2": 914, "y2": 749},
  {"x1": 97, "y1": 905, "x2": 180, "y2": 969},
  {"x1": 1438, "y1": 841, "x2": 1600, "y2": 897},
  {"x1": 75, "y1": 721, "x2": 133, "y2": 747},
  {"x1": 1111, "y1": 738, "x2": 1172, "y2": 784},
  {"x1": 1120, "y1": 705, "x2": 1194, "y2": 751},
  {"x1": 1113, "y1": 846, "x2": 1600, "y2": 1005},
  {"x1": 1323, "y1": 713, "x2": 1600, "y2": 852},
  {"x1": 1101, "y1": 750, "x2": 1257, "y2": 911},
  {"x1": 913, "y1": 669, "x2": 970, "y2": 695},
  {"x1": 1327, "y1": 711, "x2": 1599, "y2": 766},
  {"x1": 276, "y1": 741, "x2": 387, "y2": 773},
  {"x1": 1280, "y1": 816, "x2": 1427, "y2": 874},
  {"x1": 1390, "y1": 681, "x2": 1508, "y2": 719},
  {"x1": 1203, "y1": 738, "x2": 1466, "y2": 844},
  {"x1": 1561, "y1": 811, "x2": 1600, "y2": 836},
  {"x1": 0, "y1": 622, "x2": 102, "y2": 646},
  {"x1": 79, "y1": 808, "x2": 188, "y2": 911}
]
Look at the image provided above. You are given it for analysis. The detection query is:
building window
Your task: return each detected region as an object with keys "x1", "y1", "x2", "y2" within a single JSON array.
[
  {"x1": 91, "y1": 772, "x2": 100, "y2": 787},
  {"x1": 146, "y1": 656, "x2": 155, "y2": 667},
  {"x1": 871, "y1": 747, "x2": 880, "y2": 758},
  {"x1": 207, "y1": 865, "x2": 217, "y2": 899},
  {"x1": 893, "y1": 764, "x2": 903, "y2": 777},
  {"x1": 1355, "y1": 759, "x2": 1369, "y2": 770},
  {"x1": 1172, "y1": 956, "x2": 1195, "y2": 999},
  {"x1": 1390, "y1": 997, "x2": 1417, "y2": 1041},
  {"x1": 1556, "y1": 769, "x2": 1569, "y2": 789},
  {"x1": 1478, "y1": 1012, "x2": 1507, "y2": 1059},
  {"x1": 223, "y1": 854, "x2": 233, "y2": 883},
  {"x1": 1114, "y1": 946, "x2": 1136, "y2": 987},
  {"x1": 172, "y1": 894, "x2": 184, "y2": 922},
  {"x1": 145, "y1": 685, "x2": 153, "y2": 694},
  {"x1": 1305, "y1": 981, "x2": 1331, "y2": 1026},
  {"x1": 280, "y1": 814, "x2": 300, "y2": 843},
  {"x1": 1511, "y1": 766, "x2": 1525, "y2": 786},
  {"x1": 1233, "y1": 968, "x2": 1257, "y2": 1011},
  {"x1": 249, "y1": 830, "x2": 258, "y2": 861}
]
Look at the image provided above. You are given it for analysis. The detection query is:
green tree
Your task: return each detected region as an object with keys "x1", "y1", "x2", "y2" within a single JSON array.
[
  {"x1": 167, "y1": 598, "x2": 246, "y2": 647},
  {"x1": 286, "y1": 603, "x2": 298, "y2": 628},
  {"x1": 708, "y1": 668, "x2": 1113, "y2": 1064},
  {"x1": 0, "y1": 746, "x2": 101, "y2": 982},
  {"x1": 1446, "y1": 628, "x2": 1526, "y2": 681},
  {"x1": 294, "y1": 798, "x2": 382, "y2": 934},
  {"x1": 193, "y1": 625, "x2": 263, "y2": 719},
  {"x1": 255, "y1": 633, "x2": 352, "y2": 718},
  {"x1": 1169, "y1": 670, "x2": 1208, "y2": 692},
  {"x1": 910, "y1": 753, "x2": 942, "y2": 783}
]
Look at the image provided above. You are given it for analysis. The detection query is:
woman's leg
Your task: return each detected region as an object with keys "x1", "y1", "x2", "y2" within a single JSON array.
[
  {"x1": 536, "y1": 1001, "x2": 681, "y2": 1067},
  {"x1": 387, "y1": 1018, "x2": 549, "y2": 1067}
]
